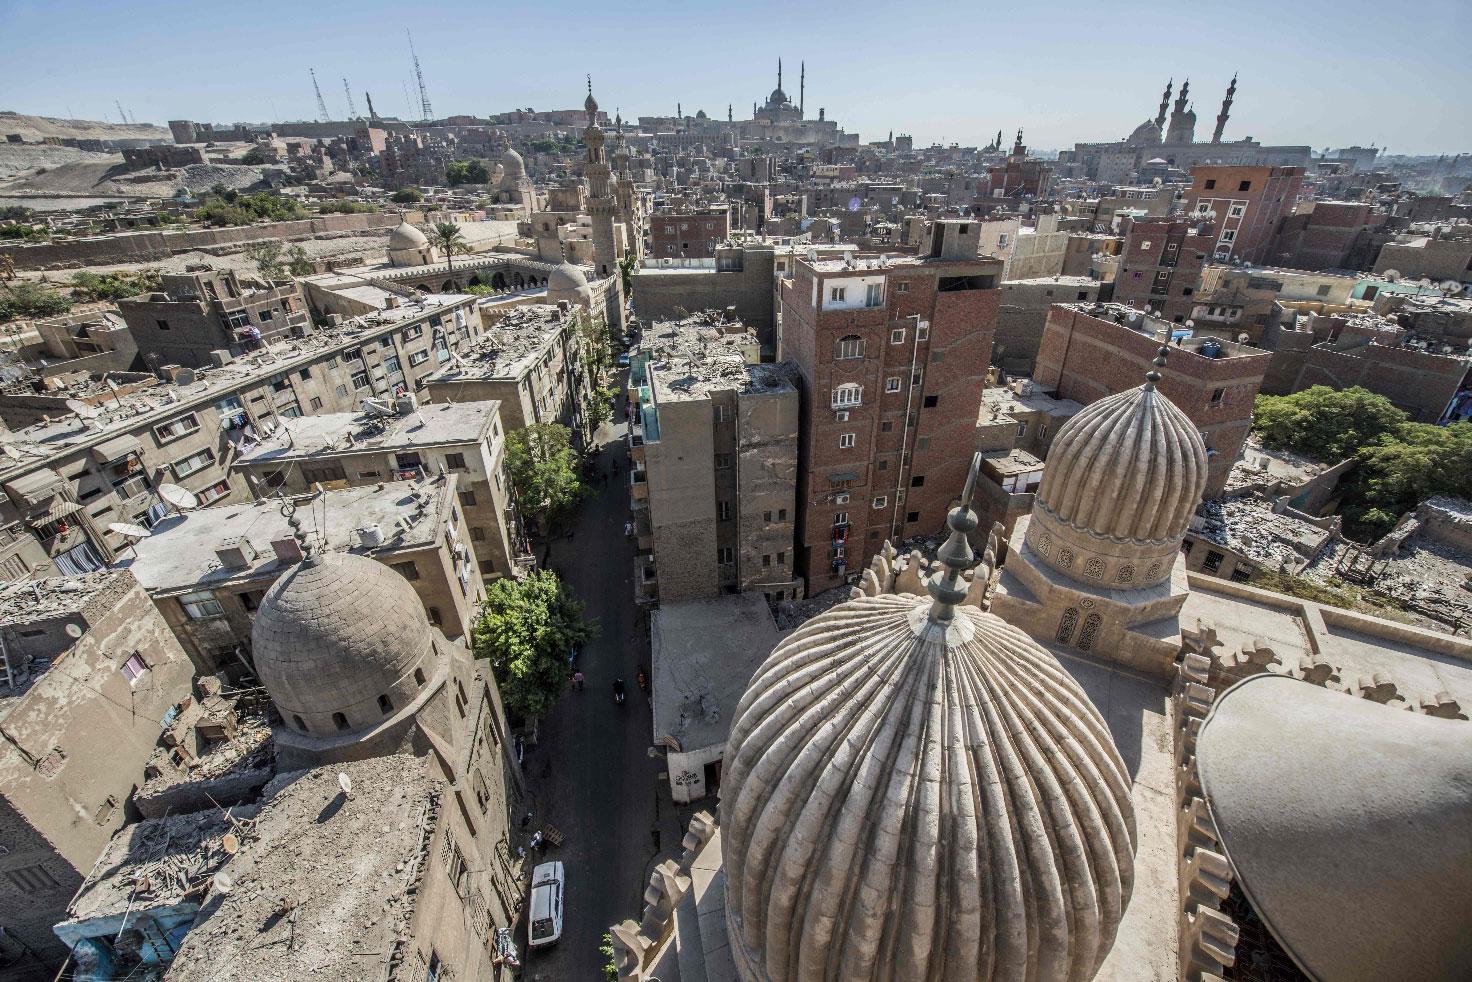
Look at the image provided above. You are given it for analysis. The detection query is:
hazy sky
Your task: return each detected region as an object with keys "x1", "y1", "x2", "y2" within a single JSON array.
[{"x1": 3, "y1": 0, "x2": 1468, "y2": 154}]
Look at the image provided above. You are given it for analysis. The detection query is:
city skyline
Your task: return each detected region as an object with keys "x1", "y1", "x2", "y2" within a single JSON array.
[{"x1": 3, "y1": 0, "x2": 1469, "y2": 154}]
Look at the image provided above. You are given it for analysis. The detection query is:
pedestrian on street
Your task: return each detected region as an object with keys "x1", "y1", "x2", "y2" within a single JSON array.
[{"x1": 573, "y1": 670, "x2": 585, "y2": 691}]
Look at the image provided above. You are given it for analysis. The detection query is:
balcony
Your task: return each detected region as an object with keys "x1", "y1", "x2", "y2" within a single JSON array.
[
  {"x1": 634, "y1": 553, "x2": 658, "y2": 604},
  {"x1": 629, "y1": 468, "x2": 649, "y2": 503}
]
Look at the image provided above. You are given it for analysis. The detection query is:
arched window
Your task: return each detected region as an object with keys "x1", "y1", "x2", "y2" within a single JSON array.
[
  {"x1": 835, "y1": 334, "x2": 864, "y2": 360},
  {"x1": 832, "y1": 383, "x2": 862, "y2": 408},
  {"x1": 414, "y1": 668, "x2": 427, "y2": 686},
  {"x1": 377, "y1": 694, "x2": 393, "y2": 715},
  {"x1": 332, "y1": 712, "x2": 349, "y2": 731},
  {"x1": 1078, "y1": 612, "x2": 1103, "y2": 651},
  {"x1": 1056, "y1": 607, "x2": 1079, "y2": 645},
  {"x1": 292, "y1": 714, "x2": 307, "y2": 732}
]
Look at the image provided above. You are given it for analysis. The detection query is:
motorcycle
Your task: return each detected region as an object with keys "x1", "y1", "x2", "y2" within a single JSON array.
[
  {"x1": 636, "y1": 668, "x2": 649, "y2": 695},
  {"x1": 613, "y1": 678, "x2": 626, "y2": 704}
]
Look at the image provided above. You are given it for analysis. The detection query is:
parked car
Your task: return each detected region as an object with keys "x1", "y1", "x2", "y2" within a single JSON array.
[
  {"x1": 528, "y1": 861, "x2": 565, "y2": 948},
  {"x1": 616, "y1": 351, "x2": 631, "y2": 368}
]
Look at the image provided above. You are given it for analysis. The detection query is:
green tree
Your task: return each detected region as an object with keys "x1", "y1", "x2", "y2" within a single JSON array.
[
  {"x1": 432, "y1": 222, "x2": 467, "y2": 272},
  {"x1": 465, "y1": 283, "x2": 496, "y2": 296},
  {"x1": 0, "y1": 282, "x2": 73, "y2": 323},
  {"x1": 69, "y1": 269, "x2": 160, "y2": 302},
  {"x1": 471, "y1": 570, "x2": 593, "y2": 723},
  {"x1": 445, "y1": 159, "x2": 491, "y2": 185},
  {"x1": 242, "y1": 239, "x2": 285, "y2": 281},
  {"x1": 599, "y1": 933, "x2": 619, "y2": 981},
  {"x1": 505, "y1": 423, "x2": 583, "y2": 529},
  {"x1": 391, "y1": 187, "x2": 423, "y2": 204},
  {"x1": 241, "y1": 146, "x2": 267, "y2": 165},
  {"x1": 0, "y1": 223, "x2": 45, "y2": 241},
  {"x1": 1252, "y1": 386, "x2": 1407, "y2": 461},
  {"x1": 286, "y1": 244, "x2": 314, "y2": 277},
  {"x1": 318, "y1": 200, "x2": 376, "y2": 214},
  {"x1": 1345, "y1": 422, "x2": 1472, "y2": 536},
  {"x1": 618, "y1": 251, "x2": 638, "y2": 296}
]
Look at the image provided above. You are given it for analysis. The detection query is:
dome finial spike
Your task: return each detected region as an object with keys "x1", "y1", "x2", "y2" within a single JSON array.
[
  {"x1": 927, "y1": 452, "x2": 982, "y2": 623},
  {"x1": 281, "y1": 499, "x2": 319, "y2": 566},
  {"x1": 1145, "y1": 344, "x2": 1169, "y2": 390}
]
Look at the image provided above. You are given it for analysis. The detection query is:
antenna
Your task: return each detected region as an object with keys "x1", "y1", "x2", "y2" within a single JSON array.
[
  {"x1": 310, "y1": 68, "x2": 331, "y2": 123},
  {"x1": 342, "y1": 78, "x2": 358, "y2": 119},
  {"x1": 408, "y1": 30, "x2": 433, "y2": 122}
]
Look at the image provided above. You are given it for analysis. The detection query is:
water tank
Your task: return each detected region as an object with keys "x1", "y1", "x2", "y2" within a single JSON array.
[
  {"x1": 355, "y1": 524, "x2": 384, "y2": 548},
  {"x1": 1200, "y1": 340, "x2": 1223, "y2": 359}
]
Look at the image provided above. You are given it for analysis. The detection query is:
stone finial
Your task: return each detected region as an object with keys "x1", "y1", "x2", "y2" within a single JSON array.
[
  {"x1": 925, "y1": 452, "x2": 983, "y2": 623},
  {"x1": 280, "y1": 499, "x2": 318, "y2": 566},
  {"x1": 1145, "y1": 344, "x2": 1169, "y2": 390}
]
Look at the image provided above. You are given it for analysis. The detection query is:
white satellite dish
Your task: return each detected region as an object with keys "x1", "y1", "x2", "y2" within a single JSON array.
[
  {"x1": 64, "y1": 398, "x2": 103, "y2": 420},
  {"x1": 338, "y1": 772, "x2": 353, "y2": 799},
  {"x1": 158, "y1": 483, "x2": 199, "y2": 511},
  {"x1": 212, "y1": 871, "x2": 235, "y2": 895},
  {"x1": 108, "y1": 521, "x2": 152, "y2": 538},
  {"x1": 64, "y1": 623, "x2": 84, "y2": 639}
]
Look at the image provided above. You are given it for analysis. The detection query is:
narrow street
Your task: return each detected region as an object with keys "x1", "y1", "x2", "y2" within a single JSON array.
[{"x1": 516, "y1": 413, "x2": 689, "y2": 981}]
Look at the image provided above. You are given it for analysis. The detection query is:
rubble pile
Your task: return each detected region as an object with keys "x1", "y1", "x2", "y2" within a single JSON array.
[{"x1": 1195, "y1": 497, "x2": 1331, "y2": 571}]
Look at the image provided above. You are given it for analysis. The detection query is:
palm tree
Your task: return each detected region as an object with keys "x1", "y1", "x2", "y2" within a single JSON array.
[{"x1": 433, "y1": 222, "x2": 466, "y2": 272}]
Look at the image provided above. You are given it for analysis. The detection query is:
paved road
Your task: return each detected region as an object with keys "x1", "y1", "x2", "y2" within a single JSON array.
[{"x1": 517, "y1": 416, "x2": 690, "y2": 981}]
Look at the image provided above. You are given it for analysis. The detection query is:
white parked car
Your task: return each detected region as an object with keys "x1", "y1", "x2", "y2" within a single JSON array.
[{"x1": 528, "y1": 861, "x2": 564, "y2": 948}]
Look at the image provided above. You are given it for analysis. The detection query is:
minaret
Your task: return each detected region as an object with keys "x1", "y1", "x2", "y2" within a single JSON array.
[
  {"x1": 728, "y1": 103, "x2": 733, "y2": 123},
  {"x1": 1166, "y1": 79, "x2": 1195, "y2": 144},
  {"x1": 582, "y1": 78, "x2": 626, "y2": 333},
  {"x1": 777, "y1": 58, "x2": 783, "y2": 95},
  {"x1": 1154, "y1": 78, "x2": 1172, "y2": 133},
  {"x1": 1212, "y1": 74, "x2": 1236, "y2": 144},
  {"x1": 800, "y1": 61, "x2": 805, "y2": 118}
]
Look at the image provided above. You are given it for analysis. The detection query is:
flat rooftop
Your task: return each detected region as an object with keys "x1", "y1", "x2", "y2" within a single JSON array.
[
  {"x1": 643, "y1": 313, "x2": 796, "y2": 403},
  {"x1": 652, "y1": 594, "x2": 782, "y2": 753},
  {"x1": 423, "y1": 302, "x2": 570, "y2": 382},
  {"x1": 0, "y1": 568, "x2": 121, "y2": 624},
  {"x1": 233, "y1": 399, "x2": 498, "y2": 466},
  {"x1": 1065, "y1": 303, "x2": 1265, "y2": 359},
  {"x1": 119, "y1": 478, "x2": 453, "y2": 596},
  {"x1": 1192, "y1": 496, "x2": 1332, "y2": 569},
  {"x1": 978, "y1": 384, "x2": 1084, "y2": 424}
]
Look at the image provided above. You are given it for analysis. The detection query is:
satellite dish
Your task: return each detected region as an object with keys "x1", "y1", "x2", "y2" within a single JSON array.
[
  {"x1": 64, "y1": 398, "x2": 103, "y2": 420},
  {"x1": 109, "y1": 521, "x2": 152, "y2": 538},
  {"x1": 212, "y1": 871, "x2": 234, "y2": 895},
  {"x1": 1440, "y1": 280, "x2": 1463, "y2": 294},
  {"x1": 158, "y1": 483, "x2": 198, "y2": 510},
  {"x1": 64, "y1": 623, "x2": 84, "y2": 639},
  {"x1": 338, "y1": 772, "x2": 353, "y2": 798},
  {"x1": 1382, "y1": 269, "x2": 1401, "y2": 282}
]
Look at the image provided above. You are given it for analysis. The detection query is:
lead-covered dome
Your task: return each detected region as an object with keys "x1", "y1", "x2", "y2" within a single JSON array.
[
  {"x1": 388, "y1": 219, "x2": 429, "y2": 251},
  {"x1": 720, "y1": 590, "x2": 1136, "y2": 982},
  {"x1": 547, "y1": 260, "x2": 593, "y2": 306},
  {"x1": 1025, "y1": 352, "x2": 1206, "y2": 590},
  {"x1": 251, "y1": 552, "x2": 436, "y2": 736}
]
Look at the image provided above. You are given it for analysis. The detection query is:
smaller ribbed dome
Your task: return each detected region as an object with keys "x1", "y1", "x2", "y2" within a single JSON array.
[
  {"x1": 251, "y1": 552, "x2": 436, "y2": 735},
  {"x1": 501, "y1": 147, "x2": 526, "y2": 179},
  {"x1": 1026, "y1": 356, "x2": 1206, "y2": 590},
  {"x1": 388, "y1": 220, "x2": 429, "y2": 251}
]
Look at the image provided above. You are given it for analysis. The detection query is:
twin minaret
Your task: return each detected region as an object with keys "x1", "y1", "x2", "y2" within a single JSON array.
[{"x1": 1155, "y1": 75, "x2": 1237, "y2": 144}]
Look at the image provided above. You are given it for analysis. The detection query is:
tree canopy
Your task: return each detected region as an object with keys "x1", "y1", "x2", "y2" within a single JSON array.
[
  {"x1": 0, "y1": 282, "x2": 73, "y2": 323},
  {"x1": 505, "y1": 423, "x2": 584, "y2": 529},
  {"x1": 193, "y1": 189, "x2": 308, "y2": 227},
  {"x1": 70, "y1": 269, "x2": 162, "y2": 302},
  {"x1": 241, "y1": 240, "x2": 285, "y2": 281},
  {"x1": 390, "y1": 188, "x2": 424, "y2": 204},
  {"x1": 432, "y1": 222, "x2": 467, "y2": 271},
  {"x1": 1252, "y1": 386, "x2": 1407, "y2": 461},
  {"x1": 445, "y1": 159, "x2": 491, "y2": 185},
  {"x1": 471, "y1": 570, "x2": 593, "y2": 723}
]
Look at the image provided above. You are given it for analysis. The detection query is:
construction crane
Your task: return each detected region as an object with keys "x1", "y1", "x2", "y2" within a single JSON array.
[
  {"x1": 343, "y1": 78, "x2": 358, "y2": 119},
  {"x1": 407, "y1": 30, "x2": 433, "y2": 122},
  {"x1": 365, "y1": 91, "x2": 379, "y2": 122},
  {"x1": 309, "y1": 68, "x2": 331, "y2": 122},
  {"x1": 115, "y1": 100, "x2": 130, "y2": 125}
]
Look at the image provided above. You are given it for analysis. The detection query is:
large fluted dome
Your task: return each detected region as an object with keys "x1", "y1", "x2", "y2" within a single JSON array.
[
  {"x1": 501, "y1": 147, "x2": 526, "y2": 180},
  {"x1": 251, "y1": 552, "x2": 437, "y2": 736},
  {"x1": 721, "y1": 592, "x2": 1136, "y2": 982},
  {"x1": 1025, "y1": 373, "x2": 1206, "y2": 590}
]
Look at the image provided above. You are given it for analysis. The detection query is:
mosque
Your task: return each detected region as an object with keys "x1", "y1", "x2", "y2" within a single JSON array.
[
  {"x1": 1059, "y1": 77, "x2": 1312, "y2": 183},
  {"x1": 608, "y1": 351, "x2": 1472, "y2": 981}
]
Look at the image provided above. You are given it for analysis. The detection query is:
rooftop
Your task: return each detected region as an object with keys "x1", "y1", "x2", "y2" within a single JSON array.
[
  {"x1": 0, "y1": 568, "x2": 121, "y2": 624},
  {"x1": 978, "y1": 383, "x2": 1084, "y2": 424},
  {"x1": 1191, "y1": 495, "x2": 1334, "y2": 571},
  {"x1": 1067, "y1": 302, "x2": 1266, "y2": 359},
  {"x1": 423, "y1": 303, "x2": 571, "y2": 382},
  {"x1": 232, "y1": 399, "x2": 499, "y2": 468},
  {"x1": 1224, "y1": 435, "x2": 1334, "y2": 495},
  {"x1": 652, "y1": 594, "x2": 782, "y2": 753},
  {"x1": 642, "y1": 312, "x2": 796, "y2": 402},
  {"x1": 119, "y1": 478, "x2": 454, "y2": 596}
]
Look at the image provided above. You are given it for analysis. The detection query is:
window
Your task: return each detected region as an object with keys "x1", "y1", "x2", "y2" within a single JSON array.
[
  {"x1": 1220, "y1": 230, "x2": 1236, "y2": 243},
  {"x1": 120, "y1": 651, "x2": 149, "y2": 682},
  {"x1": 172, "y1": 448, "x2": 215, "y2": 478},
  {"x1": 154, "y1": 414, "x2": 200, "y2": 442},
  {"x1": 308, "y1": 396, "x2": 324, "y2": 411},
  {"x1": 777, "y1": 550, "x2": 785, "y2": 564},
  {"x1": 896, "y1": 281, "x2": 910, "y2": 293},
  {"x1": 5, "y1": 865, "x2": 60, "y2": 892},
  {"x1": 880, "y1": 421, "x2": 893, "y2": 433},
  {"x1": 336, "y1": 384, "x2": 349, "y2": 398},
  {"x1": 778, "y1": 509, "x2": 787, "y2": 521},
  {"x1": 415, "y1": 668, "x2": 427, "y2": 686},
  {"x1": 922, "y1": 395, "x2": 939, "y2": 408},
  {"x1": 343, "y1": 347, "x2": 363, "y2": 362},
  {"x1": 718, "y1": 501, "x2": 731, "y2": 521},
  {"x1": 1316, "y1": 284, "x2": 1332, "y2": 297},
  {"x1": 459, "y1": 489, "x2": 477, "y2": 506},
  {"x1": 403, "y1": 324, "x2": 424, "y2": 341},
  {"x1": 180, "y1": 590, "x2": 224, "y2": 620},
  {"x1": 835, "y1": 334, "x2": 864, "y2": 359},
  {"x1": 156, "y1": 318, "x2": 170, "y2": 332},
  {"x1": 445, "y1": 452, "x2": 467, "y2": 471},
  {"x1": 763, "y1": 511, "x2": 772, "y2": 522},
  {"x1": 392, "y1": 560, "x2": 421, "y2": 581},
  {"x1": 885, "y1": 377, "x2": 901, "y2": 393},
  {"x1": 907, "y1": 511, "x2": 920, "y2": 523},
  {"x1": 332, "y1": 712, "x2": 350, "y2": 731},
  {"x1": 832, "y1": 383, "x2": 861, "y2": 408},
  {"x1": 829, "y1": 286, "x2": 848, "y2": 304},
  {"x1": 427, "y1": 608, "x2": 442, "y2": 627},
  {"x1": 1203, "y1": 178, "x2": 1217, "y2": 190},
  {"x1": 408, "y1": 349, "x2": 430, "y2": 367},
  {"x1": 378, "y1": 694, "x2": 393, "y2": 714},
  {"x1": 839, "y1": 432, "x2": 855, "y2": 449},
  {"x1": 197, "y1": 480, "x2": 230, "y2": 505},
  {"x1": 910, "y1": 475, "x2": 925, "y2": 488},
  {"x1": 1210, "y1": 387, "x2": 1225, "y2": 406},
  {"x1": 471, "y1": 526, "x2": 486, "y2": 541},
  {"x1": 835, "y1": 511, "x2": 849, "y2": 525},
  {"x1": 1237, "y1": 180, "x2": 1251, "y2": 192},
  {"x1": 1203, "y1": 550, "x2": 1224, "y2": 573},
  {"x1": 717, "y1": 546, "x2": 734, "y2": 565},
  {"x1": 762, "y1": 554, "x2": 771, "y2": 567},
  {"x1": 383, "y1": 355, "x2": 402, "y2": 374},
  {"x1": 351, "y1": 371, "x2": 371, "y2": 390},
  {"x1": 890, "y1": 328, "x2": 905, "y2": 344},
  {"x1": 872, "y1": 496, "x2": 887, "y2": 509},
  {"x1": 1228, "y1": 205, "x2": 1245, "y2": 218},
  {"x1": 864, "y1": 283, "x2": 883, "y2": 307},
  {"x1": 916, "y1": 324, "x2": 929, "y2": 341},
  {"x1": 715, "y1": 453, "x2": 733, "y2": 469}
]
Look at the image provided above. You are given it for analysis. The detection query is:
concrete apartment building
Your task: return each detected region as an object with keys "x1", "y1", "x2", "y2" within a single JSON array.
[
  {"x1": 1034, "y1": 302, "x2": 1273, "y2": 496},
  {"x1": 970, "y1": 381, "x2": 1083, "y2": 536},
  {"x1": 232, "y1": 398, "x2": 521, "y2": 579},
  {"x1": 0, "y1": 295, "x2": 480, "y2": 575},
  {"x1": 994, "y1": 276, "x2": 1104, "y2": 375},
  {"x1": 633, "y1": 242, "x2": 779, "y2": 356},
  {"x1": 1112, "y1": 216, "x2": 1216, "y2": 323},
  {"x1": 116, "y1": 266, "x2": 311, "y2": 369},
  {"x1": 0, "y1": 570, "x2": 194, "y2": 979},
  {"x1": 1373, "y1": 223, "x2": 1472, "y2": 284},
  {"x1": 121, "y1": 478, "x2": 485, "y2": 673},
  {"x1": 420, "y1": 301, "x2": 601, "y2": 446},
  {"x1": 779, "y1": 220, "x2": 1003, "y2": 593},
  {"x1": 1184, "y1": 164, "x2": 1305, "y2": 264},
  {"x1": 627, "y1": 313, "x2": 800, "y2": 604},
  {"x1": 650, "y1": 203, "x2": 732, "y2": 259}
]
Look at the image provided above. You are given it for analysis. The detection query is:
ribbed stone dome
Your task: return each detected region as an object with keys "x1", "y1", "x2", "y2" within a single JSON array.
[
  {"x1": 388, "y1": 220, "x2": 429, "y2": 251},
  {"x1": 1026, "y1": 367, "x2": 1206, "y2": 590},
  {"x1": 251, "y1": 552, "x2": 436, "y2": 736},
  {"x1": 720, "y1": 592, "x2": 1137, "y2": 982}
]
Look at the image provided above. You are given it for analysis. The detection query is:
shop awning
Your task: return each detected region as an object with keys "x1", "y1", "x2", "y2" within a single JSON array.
[
  {"x1": 90, "y1": 434, "x2": 143, "y2": 464},
  {"x1": 4, "y1": 468, "x2": 64, "y2": 506},
  {"x1": 27, "y1": 498, "x2": 82, "y2": 526}
]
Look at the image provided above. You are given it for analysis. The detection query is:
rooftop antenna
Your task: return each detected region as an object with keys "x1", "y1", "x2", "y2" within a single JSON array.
[
  {"x1": 342, "y1": 78, "x2": 358, "y2": 119},
  {"x1": 408, "y1": 30, "x2": 434, "y2": 122},
  {"x1": 310, "y1": 68, "x2": 331, "y2": 123}
]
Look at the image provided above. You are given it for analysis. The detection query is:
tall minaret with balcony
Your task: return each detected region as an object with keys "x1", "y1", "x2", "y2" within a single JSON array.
[{"x1": 583, "y1": 79, "x2": 627, "y2": 334}]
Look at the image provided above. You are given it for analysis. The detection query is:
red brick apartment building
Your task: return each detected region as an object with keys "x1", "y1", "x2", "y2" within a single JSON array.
[
  {"x1": 650, "y1": 205, "x2": 731, "y2": 260},
  {"x1": 1113, "y1": 217, "x2": 1216, "y2": 324},
  {"x1": 1184, "y1": 164, "x2": 1304, "y2": 264},
  {"x1": 1034, "y1": 303, "x2": 1272, "y2": 497},
  {"x1": 779, "y1": 220, "x2": 1002, "y2": 593}
]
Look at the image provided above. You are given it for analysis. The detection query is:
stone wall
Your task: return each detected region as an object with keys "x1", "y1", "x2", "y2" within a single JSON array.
[{"x1": 1418, "y1": 496, "x2": 1472, "y2": 553}]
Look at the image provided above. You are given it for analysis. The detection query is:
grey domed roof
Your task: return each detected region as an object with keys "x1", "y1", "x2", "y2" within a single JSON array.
[
  {"x1": 388, "y1": 220, "x2": 429, "y2": 251},
  {"x1": 768, "y1": 87, "x2": 788, "y2": 105},
  {"x1": 501, "y1": 147, "x2": 526, "y2": 179},
  {"x1": 721, "y1": 592, "x2": 1136, "y2": 981},
  {"x1": 547, "y1": 261, "x2": 592, "y2": 303},
  {"x1": 251, "y1": 552, "x2": 435, "y2": 730}
]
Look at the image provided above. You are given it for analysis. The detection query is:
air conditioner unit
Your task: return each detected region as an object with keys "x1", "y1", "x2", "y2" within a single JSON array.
[
  {"x1": 835, "y1": 410, "x2": 849, "y2": 422},
  {"x1": 835, "y1": 493, "x2": 850, "y2": 504}
]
